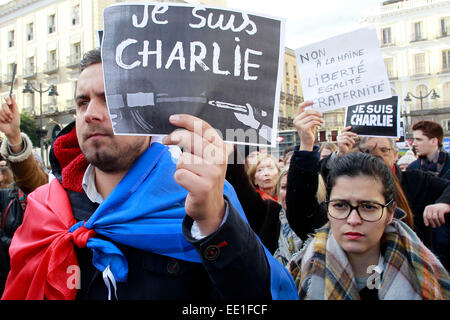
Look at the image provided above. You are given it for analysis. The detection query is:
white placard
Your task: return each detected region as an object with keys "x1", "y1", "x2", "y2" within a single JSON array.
[{"x1": 295, "y1": 27, "x2": 391, "y2": 112}]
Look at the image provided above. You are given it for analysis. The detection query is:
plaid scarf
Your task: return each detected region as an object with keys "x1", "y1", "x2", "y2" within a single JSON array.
[
  {"x1": 419, "y1": 150, "x2": 448, "y2": 176},
  {"x1": 289, "y1": 220, "x2": 450, "y2": 300}
]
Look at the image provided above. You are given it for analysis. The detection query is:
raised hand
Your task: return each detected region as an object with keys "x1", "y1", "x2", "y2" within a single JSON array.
[
  {"x1": 293, "y1": 101, "x2": 323, "y2": 151},
  {"x1": 337, "y1": 126, "x2": 358, "y2": 156},
  {"x1": 162, "y1": 114, "x2": 228, "y2": 236},
  {"x1": 0, "y1": 95, "x2": 22, "y2": 150}
]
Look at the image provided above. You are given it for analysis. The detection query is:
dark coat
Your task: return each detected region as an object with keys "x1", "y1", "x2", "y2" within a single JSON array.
[
  {"x1": 225, "y1": 150, "x2": 281, "y2": 254},
  {"x1": 48, "y1": 122, "x2": 272, "y2": 300},
  {"x1": 406, "y1": 151, "x2": 450, "y2": 180}
]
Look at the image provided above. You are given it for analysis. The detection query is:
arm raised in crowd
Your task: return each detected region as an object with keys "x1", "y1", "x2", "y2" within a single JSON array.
[
  {"x1": 0, "y1": 96, "x2": 48, "y2": 194},
  {"x1": 225, "y1": 144, "x2": 282, "y2": 254},
  {"x1": 285, "y1": 101, "x2": 328, "y2": 240}
]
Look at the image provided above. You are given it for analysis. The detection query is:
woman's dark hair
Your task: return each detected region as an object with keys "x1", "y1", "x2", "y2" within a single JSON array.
[{"x1": 327, "y1": 152, "x2": 396, "y2": 211}]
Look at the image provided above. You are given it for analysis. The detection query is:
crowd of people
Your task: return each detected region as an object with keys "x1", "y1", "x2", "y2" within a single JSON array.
[{"x1": 0, "y1": 47, "x2": 448, "y2": 300}]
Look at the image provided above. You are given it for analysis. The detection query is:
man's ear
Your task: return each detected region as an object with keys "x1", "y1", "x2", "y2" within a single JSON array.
[{"x1": 431, "y1": 137, "x2": 439, "y2": 148}]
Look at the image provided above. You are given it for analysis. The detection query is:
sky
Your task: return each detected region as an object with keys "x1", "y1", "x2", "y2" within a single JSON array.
[
  {"x1": 0, "y1": 0, "x2": 384, "y2": 48},
  {"x1": 226, "y1": 0, "x2": 383, "y2": 49}
]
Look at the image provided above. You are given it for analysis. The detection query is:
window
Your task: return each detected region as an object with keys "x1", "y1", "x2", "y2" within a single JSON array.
[
  {"x1": 443, "y1": 82, "x2": 450, "y2": 109},
  {"x1": 26, "y1": 23, "x2": 34, "y2": 41},
  {"x1": 384, "y1": 57, "x2": 394, "y2": 77},
  {"x1": 26, "y1": 56, "x2": 35, "y2": 73},
  {"x1": 7, "y1": 63, "x2": 15, "y2": 81},
  {"x1": 414, "y1": 53, "x2": 426, "y2": 74},
  {"x1": 443, "y1": 50, "x2": 450, "y2": 70},
  {"x1": 8, "y1": 30, "x2": 14, "y2": 47},
  {"x1": 72, "y1": 42, "x2": 81, "y2": 57},
  {"x1": 285, "y1": 62, "x2": 289, "y2": 76},
  {"x1": 381, "y1": 27, "x2": 392, "y2": 44},
  {"x1": 331, "y1": 130, "x2": 338, "y2": 142},
  {"x1": 286, "y1": 83, "x2": 290, "y2": 94},
  {"x1": 441, "y1": 17, "x2": 450, "y2": 37},
  {"x1": 72, "y1": 4, "x2": 80, "y2": 26},
  {"x1": 293, "y1": 65, "x2": 297, "y2": 78},
  {"x1": 48, "y1": 14, "x2": 56, "y2": 34},
  {"x1": 49, "y1": 50, "x2": 57, "y2": 64},
  {"x1": 442, "y1": 119, "x2": 450, "y2": 130},
  {"x1": 413, "y1": 22, "x2": 423, "y2": 41}
]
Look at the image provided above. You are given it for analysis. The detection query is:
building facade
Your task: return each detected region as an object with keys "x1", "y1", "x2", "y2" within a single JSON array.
[
  {"x1": 0, "y1": 0, "x2": 226, "y2": 165},
  {"x1": 362, "y1": 0, "x2": 450, "y2": 138}
]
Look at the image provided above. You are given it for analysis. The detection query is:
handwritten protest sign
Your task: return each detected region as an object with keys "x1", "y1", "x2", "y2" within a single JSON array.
[
  {"x1": 295, "y1": 27, "x2": 391, "y2": 112},
  {"x1": 101, "y1": 3, "x2": 285, "y2": 147},
  {"x1": 344, "y1": 96, "x2": 400, "y2": 138}
]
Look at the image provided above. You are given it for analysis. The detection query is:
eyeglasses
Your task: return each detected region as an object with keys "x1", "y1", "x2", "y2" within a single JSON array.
[
  {"x1": 325, "y1": 199, "x2": 394, "y2": 222},
  {"x1": 360, "y1": 146, "x2": 392, "y2": 155}
]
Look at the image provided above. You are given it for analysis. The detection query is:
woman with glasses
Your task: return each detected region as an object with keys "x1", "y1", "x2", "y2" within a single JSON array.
[
  {"x1": 287, "y1": 102, "x2": 449, "y2": 299},
  {"x1": 289, "y1": 151, "x2": 449, "y2": 299}
]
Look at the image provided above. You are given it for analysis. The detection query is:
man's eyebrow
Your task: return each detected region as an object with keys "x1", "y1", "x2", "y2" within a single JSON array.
[
  {"x1": 75, "y1": 91, "x2": 105, "y2": 101},
  {"x1": 75, "y1": 94, "x2": 89, "y2": 100}
]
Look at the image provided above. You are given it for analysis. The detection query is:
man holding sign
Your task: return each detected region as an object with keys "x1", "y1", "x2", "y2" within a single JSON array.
[{"x1": 2, "y1": 46, "x2": 296, "y2": 299}]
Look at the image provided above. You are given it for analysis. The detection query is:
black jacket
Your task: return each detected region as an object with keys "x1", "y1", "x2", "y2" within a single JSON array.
[
  {"x1": 48, "y1": 122, "x2": 272, "y2": 300},
  {"x1": 407, "y1": 151, "x2": 450, "y2": 180},
  {"x1": 225, "y1": 149, "x2": 281, "y2": 254},
  {"x1": 287, "y1": 147, "x2": 450, "y2": 261}
]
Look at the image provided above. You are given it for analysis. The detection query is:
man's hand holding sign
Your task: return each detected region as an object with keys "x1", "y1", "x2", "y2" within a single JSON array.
[{"x1": 163, "y1": 114, "x2": 228, "y2": 236}]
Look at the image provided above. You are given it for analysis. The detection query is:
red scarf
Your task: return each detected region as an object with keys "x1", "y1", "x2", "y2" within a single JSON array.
[{"x1": 1, "y1": 179, "x2": 95, "y2": 300}]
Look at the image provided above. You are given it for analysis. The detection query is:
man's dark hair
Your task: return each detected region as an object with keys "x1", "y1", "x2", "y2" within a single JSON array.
[
  {"x1": 80, "y1": 47, "x2": 102, "y2": 72},
  {"x1": 412, "y1": 120, "x2": 444, "y2": 148}
]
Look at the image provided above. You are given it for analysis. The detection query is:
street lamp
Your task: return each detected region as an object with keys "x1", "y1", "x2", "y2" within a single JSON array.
[
  {"x1": 23, "y1": 81, "x2": 58, "y2": 165},
  {"x1": 404, "y1": 88, "x2": 440, "y2": 111},
  {"x1": 403, "y1": 89, "x2": 439, "y2": 137}
]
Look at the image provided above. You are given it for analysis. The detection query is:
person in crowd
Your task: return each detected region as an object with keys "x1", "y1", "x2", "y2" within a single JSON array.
[
  {"x1": 0, "y1": 166, "x2": 14, "y2": 189},
  {"x1": 289, "y1": 151, "x2": 450, "y2": 300},
  {"x1": 397, "y1": 150, "x2": 417, "y2": 171},
  {"x1": 287, "y1": 101, "x2": 450, "y2": 272},
  {"x1": 225, "y1": 146, "x2": 282, "y2": 254},
  {"x1": 247, "y1": 153, "x2": 280, "y2": 201},
  {"x1": 408, "y1": 120, "x2": 450, "y2": 179},
  {"x1": 358, "y1": 135, "x2": 450, "y2": 270},
  {"x1": 0, "y1": 95, "x2": 49, "y2": 194},
  {"x1": 244, "y1": 150, "x2": 259, "y2": 172},
  {"x1": 1, "y1": 48, "x2": 297, "y2": 300},
  {"x1": 407, "y1": 120, "x2": 450, "y2": 274},
  {"x1": 273, "y1": 165, "x2": 326, "y2": 266},
  {"x1": 319, "y1": 142, "x2": 338, "y2": 160}
]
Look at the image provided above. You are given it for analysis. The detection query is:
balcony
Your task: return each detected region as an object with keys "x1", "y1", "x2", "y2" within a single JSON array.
[
  {"x1": 66, "y1": 53, "x2": 81, "y2": 69},
  {"x1": 387, "y1": 71, "x2": 398, "y2": 80},
  {"x1": 23, "y1": 65, "x2": 37, "y2": 79},
  {"x1": 3, "y1": 73, "x2": 17, "y2": 84},
  {"x1": 411, "y1": 65, "x2": 430, "y2": 77},
  {"x1": 43, "y1": 60, "x2": 59, "y2": 74},
  {"x1": 410, "y1": 33, "x2": 427, "y2": 43}
]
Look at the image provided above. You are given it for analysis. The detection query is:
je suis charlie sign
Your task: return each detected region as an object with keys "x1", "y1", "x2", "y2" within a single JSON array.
[
  {"x1": 101, "y1": 2, "x2": 285, "y2": 147},
  {"x1": 344, "y1": 96, "x2": 400, "y2": 138}
]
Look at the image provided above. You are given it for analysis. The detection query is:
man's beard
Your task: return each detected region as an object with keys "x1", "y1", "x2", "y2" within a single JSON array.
[{"x1": 81, "y1": 139, "x2": 146, "y2": 173}]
